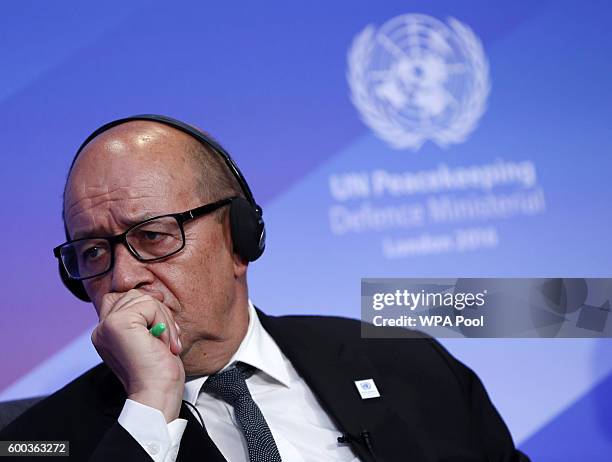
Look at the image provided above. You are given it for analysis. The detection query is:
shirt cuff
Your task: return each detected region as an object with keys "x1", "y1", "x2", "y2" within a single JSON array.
[{"x1": 118, "y1": 399, "x2": 188, "y2": 462}]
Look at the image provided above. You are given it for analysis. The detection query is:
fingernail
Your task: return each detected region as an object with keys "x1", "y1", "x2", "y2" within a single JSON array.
[
  {"x1": 174, "y1": 322, "x2": 181, "y2": 334},
  {"x1": 177, "y1": 338, "x2": 182, "y2": 351}
]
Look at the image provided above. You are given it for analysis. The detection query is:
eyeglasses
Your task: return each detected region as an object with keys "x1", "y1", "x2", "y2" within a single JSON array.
[{"x1": 53, "y1": 197, "x2": 235, "y2": 281}]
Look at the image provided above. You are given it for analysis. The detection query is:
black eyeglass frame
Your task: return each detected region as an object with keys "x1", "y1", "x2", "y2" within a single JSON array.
[{"x1": 53, "y1": 197, "x2": 235, "y2": 281}]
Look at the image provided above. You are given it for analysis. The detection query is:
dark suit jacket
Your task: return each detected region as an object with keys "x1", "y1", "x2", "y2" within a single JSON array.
[{"x1": 0, "y1": 310, "x2": 529, "y2": 461}]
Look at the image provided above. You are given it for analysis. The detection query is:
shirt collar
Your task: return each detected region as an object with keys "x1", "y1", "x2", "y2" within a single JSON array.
[{"x1": 183, "y1": 300, "x2": 291, "y2": 405}]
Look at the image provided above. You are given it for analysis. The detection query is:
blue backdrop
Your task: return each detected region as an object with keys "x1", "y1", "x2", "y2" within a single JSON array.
[{"x1": 1, "y1": 1, "x2": 611, "y2": 460}]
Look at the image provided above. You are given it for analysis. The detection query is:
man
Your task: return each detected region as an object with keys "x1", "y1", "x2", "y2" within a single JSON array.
[{"x1": 0, "y1": 115, "x2": 529, "y2": 461}]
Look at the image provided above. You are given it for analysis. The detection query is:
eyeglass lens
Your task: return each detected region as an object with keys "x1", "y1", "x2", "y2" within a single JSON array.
[{"x1": 60, "y1": 216, "x2": 184, "y2": 279}]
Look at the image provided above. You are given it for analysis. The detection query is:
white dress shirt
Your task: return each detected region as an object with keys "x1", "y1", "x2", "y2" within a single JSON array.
[{"x1": 118, "y1": 301, "x2": 360, "y2": 462}]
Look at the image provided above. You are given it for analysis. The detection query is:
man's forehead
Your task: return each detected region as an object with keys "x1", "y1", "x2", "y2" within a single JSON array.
[
  {"x1": 65, "y1": 159, "x2": 188, "y2": 210},
  {"x1": 65, "y1": 181, "x2": 184, "y2": 236}
]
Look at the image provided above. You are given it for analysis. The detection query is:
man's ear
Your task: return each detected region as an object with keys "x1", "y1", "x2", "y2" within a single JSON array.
[{"x1": 232, "y1": 251, "x2": 249, "y2": 279}]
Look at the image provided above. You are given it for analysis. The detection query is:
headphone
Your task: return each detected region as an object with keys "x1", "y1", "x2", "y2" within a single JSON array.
[{"x1": 58, "y1": 114, "x2": 266, "y2": 302}]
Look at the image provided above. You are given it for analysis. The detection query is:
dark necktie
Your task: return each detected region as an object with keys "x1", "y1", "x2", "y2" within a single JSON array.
[{"x1": 202, "y1": 363, "x2": 282, "y2": 462}]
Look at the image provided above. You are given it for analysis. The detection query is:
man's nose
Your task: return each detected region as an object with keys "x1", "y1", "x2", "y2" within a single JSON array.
[{"x1": 110, "y1": 242, "x2": 155, "y2": 293}]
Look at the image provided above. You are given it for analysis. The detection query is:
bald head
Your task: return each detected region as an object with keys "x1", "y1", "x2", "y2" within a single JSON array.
[{"x1": 63, "y1": 120, "x2": 242, "y2": 237}]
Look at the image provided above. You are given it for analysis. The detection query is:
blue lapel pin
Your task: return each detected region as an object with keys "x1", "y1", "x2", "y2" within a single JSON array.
[{"x1": 354, "y1": 379, "x2": 381, "y2": 399}]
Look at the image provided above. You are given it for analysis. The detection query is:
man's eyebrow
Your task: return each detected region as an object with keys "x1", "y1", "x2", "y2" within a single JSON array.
[{"x1": 71, "y1": 213, "x2": 159, "y2": 239}]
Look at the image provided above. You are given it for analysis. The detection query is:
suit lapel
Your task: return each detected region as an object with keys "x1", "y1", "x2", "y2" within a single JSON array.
[
  {"x1": 176, "y1": 403, "x2": 227, "y2": 462},
  {"x1": 258, "y1": 309, "x2": 429, "y2": 462}
]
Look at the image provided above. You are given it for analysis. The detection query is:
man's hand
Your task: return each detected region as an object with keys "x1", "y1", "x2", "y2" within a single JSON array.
[{"x1": 91, "y1": 289, "x2": 185, "y2": 422}]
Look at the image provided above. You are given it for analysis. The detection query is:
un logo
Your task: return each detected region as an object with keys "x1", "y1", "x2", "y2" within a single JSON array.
[{"x1": 347, "y1": 14, "x2": 490, "y2": 151}]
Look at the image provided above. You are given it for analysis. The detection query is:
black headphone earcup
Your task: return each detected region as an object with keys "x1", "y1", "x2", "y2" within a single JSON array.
[
  {"x1": 58, "y1": 261, "x2": 91, "y2": 302},
  {"x1": 229, "y1": 197, "x2": 266, "y2": 262}
]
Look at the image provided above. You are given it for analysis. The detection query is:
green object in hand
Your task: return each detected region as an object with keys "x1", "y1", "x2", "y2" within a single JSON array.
[{"x1": 149, "y1": 322, "x2": 166, "y2": 337}]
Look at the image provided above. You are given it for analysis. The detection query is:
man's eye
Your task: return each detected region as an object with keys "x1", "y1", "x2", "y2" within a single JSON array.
[
  {"x1": 142, "y1": 231, "x2": 166, "y2": 241},
  {"x1": 82, "y1": 246, "x2": 106, "y2": 260}
]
